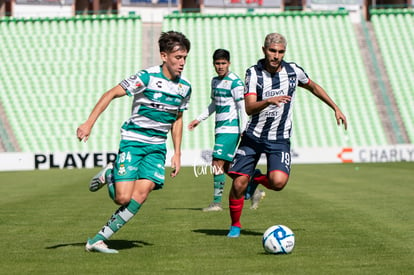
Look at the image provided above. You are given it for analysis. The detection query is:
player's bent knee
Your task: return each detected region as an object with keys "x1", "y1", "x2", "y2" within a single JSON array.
[
  {"x1": 114, "y1": 195, "x2": 132, "y2": 206},
  {"x1": 270, "y1": 180, "x2": 288, "y2": 191},
  {"x1": 231, "y1": 177, "x2": 249, "y2": 199}
]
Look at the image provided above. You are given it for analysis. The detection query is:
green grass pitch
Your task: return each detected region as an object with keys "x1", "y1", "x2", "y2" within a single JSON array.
[{"x1": 0, "y1": 163, "x2": 413, "y2": 274}]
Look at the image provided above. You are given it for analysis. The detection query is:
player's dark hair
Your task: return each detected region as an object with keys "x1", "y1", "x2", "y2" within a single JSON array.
[
  {"x1": 213, "y1": 49, "x2": 230, "y2": 61},
  {"x1": 159, "y1": 31, "x2": 191, "y2": 53}
]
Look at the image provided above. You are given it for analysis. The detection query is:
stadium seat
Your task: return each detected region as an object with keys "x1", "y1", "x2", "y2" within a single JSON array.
[
  {"x1": 2, "y1": 11, "x2": 411, "y2": 154},
  {"x1": 0, "y1": 15, "x2": 142, "y2": 152},
  {"x1": 163, "y1": 11, "x2": 388, "y2": 150},
  {"x1": 371, "y1": 9, "x2": 414, "y2": 143}
]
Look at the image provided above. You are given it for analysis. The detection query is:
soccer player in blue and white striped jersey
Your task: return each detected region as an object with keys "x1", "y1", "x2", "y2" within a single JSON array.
[
  {"x1": 226, "y1": 33, "x2": 347, "y2": 238},
  {"x1": 77, "y1": 31, "x2": 192, "y2": 253}
]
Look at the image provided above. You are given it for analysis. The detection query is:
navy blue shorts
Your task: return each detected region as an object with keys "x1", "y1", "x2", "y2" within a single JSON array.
[{"x1": 228, "y1": 133, "x2": 291, "y2": 178}]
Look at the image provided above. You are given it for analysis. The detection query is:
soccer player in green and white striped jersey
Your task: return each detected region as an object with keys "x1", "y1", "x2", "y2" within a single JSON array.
[
  {"x1": 77, "y1": 31, "x2": 191, "y2": 253},
  {"x1": 188, "y1": 49, "x2": 264, "y2": 212}
]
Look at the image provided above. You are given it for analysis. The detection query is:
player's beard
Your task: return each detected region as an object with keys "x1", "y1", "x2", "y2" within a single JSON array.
[{"x1": 266, "y1": 59, "x2": 282, "y2": 73}]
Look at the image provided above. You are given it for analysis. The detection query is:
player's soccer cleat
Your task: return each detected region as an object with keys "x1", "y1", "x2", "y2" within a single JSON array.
[
  {"x1": 227, "y1": 226, "x2": 241, "y2": 238},
  {"x1": 245, "y1": 169, "x2": 262, "y2": 200},
  {"x1": 202, "y1": 202, "x2": 223, "y2": 212},
  {"x1": 250, "y1": 189, "x2": 266, "y2": 210},
  {"x1": 85, "y1": 239, "x2": 118, "y2": 254},
  {"x1": 89, "y1": 162, "x2": 113, "y2": 192}
]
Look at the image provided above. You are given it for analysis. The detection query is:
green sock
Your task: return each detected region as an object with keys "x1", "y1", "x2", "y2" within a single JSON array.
[
  {"x1": 105, "y1": 168, "x2": 112, "y2": 179},
  {"x1": 213, "y1": 174, "x2": 225, "y2": 203},
  {"x1": 106, "y1": 169, "x2": 115, "y2": 200},
  {"x1": 107, "y1": 182, "x2": 115, "y2": 200},
  {"x1": 91, "y1": 199, "x2": 141, "y2": 243}
]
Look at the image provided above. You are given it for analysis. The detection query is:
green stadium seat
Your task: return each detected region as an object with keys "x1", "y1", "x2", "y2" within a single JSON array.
[
  {"x1": 162, "y1": 12, "x2": 388, "y2": 149},
  {"x1": 0, "y1": 15, "x2": 142, "y2": 152},
  {"x1": 2, "y1": 11, "x2": 411, "y2": 153},
  {"x1": 371, "y1": 10, "x2": 414, "y2": 143}
]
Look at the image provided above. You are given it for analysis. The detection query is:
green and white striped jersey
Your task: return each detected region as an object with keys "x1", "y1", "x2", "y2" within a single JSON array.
[
  {"x1": 119, "y1": 65, "x2": 191, "y2": 144},
  {"x1": 197, "y1": 72, "x2": 246, "y2": 134}
]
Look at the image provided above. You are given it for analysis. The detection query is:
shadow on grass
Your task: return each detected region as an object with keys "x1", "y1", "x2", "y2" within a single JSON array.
[
  {"x1": 192, "y1": 229, "x2": 262, "y2": 236},
  {"x1": 45, "y1": 240, "x2": 153, "y2": 251},
  {"x1": 165, "y1": 207, "x2": 204, "y2": 211}
]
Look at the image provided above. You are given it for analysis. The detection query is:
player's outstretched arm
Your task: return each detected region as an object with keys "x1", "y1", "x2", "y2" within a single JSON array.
[
  {"x1": 301, "y1": 80, "x2": 347, "y2": 130},
  {"x1": 188, "y1": 101, "x2": 216, "y2": 130},
  {"x1": 77, "y1": 85, "x2": 127, "y2": 142}
]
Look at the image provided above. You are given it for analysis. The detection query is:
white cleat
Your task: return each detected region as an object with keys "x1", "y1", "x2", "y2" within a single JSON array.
[
  {"x1": 89, "y1": 162, "x2": 113, "y2": 192},
  {"x1": 250, "y1": 189, "x2": 266, "y2": 210},
  {"x1": 85, "y1": 239, "x2": 118, "y2": 254},
  {"x1": 202, "y1": 202, "x2": 223, "y2": 212}
]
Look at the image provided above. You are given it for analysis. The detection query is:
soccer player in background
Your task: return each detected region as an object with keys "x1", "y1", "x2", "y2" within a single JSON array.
[
  {"x1": 226, "y1": 33, "x2": 348, "y2": 238},
  {"x1": 188, "y1": 49, "x2": 265, "y2": 212},
  {"x1": 76, "y1": 31, "x2": 191, "y2": 253}
]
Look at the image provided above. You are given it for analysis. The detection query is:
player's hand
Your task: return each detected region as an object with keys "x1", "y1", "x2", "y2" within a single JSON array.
[
  {"x1": 76, "y1": 123, "x2": 92, "y2": 142},
  {"x1": 170, "y1": 165, "x2": 180, "y2": 178},
  {"x1": 188, "y1": 120, "x2": 200, "y2": 130},
  {"x1": 335, "y1": 109, "x2": 347, "y2": 130},
  {"x1": 267, "y1": 95, "x2": 292, "y2": 107},
  {"x1": 170, "y1": 154, "x2": 181, "y2": 178}
]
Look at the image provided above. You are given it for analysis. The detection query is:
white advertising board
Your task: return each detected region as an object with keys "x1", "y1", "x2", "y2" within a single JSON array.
[{"x1": 0, "y1": 144, "x2": 413, "y2": 171}]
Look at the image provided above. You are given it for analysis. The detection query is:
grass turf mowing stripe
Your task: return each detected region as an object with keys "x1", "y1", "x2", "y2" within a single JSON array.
[{"x1": 0, "y1": 163, "x2": 413, "y2": 274}]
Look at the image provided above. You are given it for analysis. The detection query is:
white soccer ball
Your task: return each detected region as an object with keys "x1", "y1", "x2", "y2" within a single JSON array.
[{"x1": 262, "y1": 224, "x2": 295, "y2": 254}]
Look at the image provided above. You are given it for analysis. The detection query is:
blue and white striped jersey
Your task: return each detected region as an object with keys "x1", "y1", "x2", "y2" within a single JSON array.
[
  {"x1": 244, "y1": 59, "x2": 309, "y2": 141},
  {"x1": 119, "y1": 65, "x2": 191, "y2": 144}
]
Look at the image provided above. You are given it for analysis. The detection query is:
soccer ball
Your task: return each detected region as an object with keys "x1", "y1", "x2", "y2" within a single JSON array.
[{"x1": 262, "y1": 224, "x2": 295, "y2": 254}]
